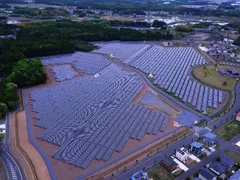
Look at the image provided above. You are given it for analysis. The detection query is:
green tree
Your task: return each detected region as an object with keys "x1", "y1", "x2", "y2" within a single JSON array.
[
  {"x1": 0, "y1": 102, "x2": 7, "y2": 119},
  {"x1": 215, "y1": 156, "x2": 220, "y2": 161},
  {"x1": 223, "y1": 81, "x2": 227, "y2": 86},
  {"x1": 152, "y1": 20, "x2": 167, "y2": 29}
]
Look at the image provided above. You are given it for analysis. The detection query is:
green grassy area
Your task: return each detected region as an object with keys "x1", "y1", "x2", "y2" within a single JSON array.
[
  {"x1": 147, "y1": 163, "x2": 171, "y2": 180},
  {"x1": 147, "y1": 163, "x2": 184, "y2": 180},
  {"x1": 0, "y1": 134, "x2": 5, "y2": 142},
  {"x1": 214, "y1": 120, "x2": 240, "y2": 141},
  {"x1": 225, "y1": 151, "x2": 240, "y2": 164},
  {"x1": 192, "y1": 65, "x2": 238, "y2": 91}
]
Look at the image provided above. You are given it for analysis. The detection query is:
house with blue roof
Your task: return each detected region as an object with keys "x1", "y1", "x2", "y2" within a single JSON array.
[
  {"x1": 190, "y1": 142, "x2": 203, "y2": 156},
  {"x1": 203, "y1": 132, "x2": 217, "y2": 145}
]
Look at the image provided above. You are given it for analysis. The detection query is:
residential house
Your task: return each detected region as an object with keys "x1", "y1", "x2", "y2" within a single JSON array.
[
  {"x1": 209, "y1": 161, "x2": 227, "y2": 176},
  {"x1": 228, "y1": 169, "x2": 240, "y2": 180},
  {"x1": 190, "y1": 142, "x2": 203, "y2": 156},
  {"x1": 198, "y1": 168, "x2": 217, "y2": 180},
  {"x1": 176, "y1": 147, "x2": 189, "y2": 163},
  {"x1": 160, "y1": 156, "x2": 178, "y2": 173},
  {"x1": 203, "y1": 132, "x2": 218, "y2": 145},
  {"x1": 220, "y1": 155, "x2": 235, "y2": 171}
]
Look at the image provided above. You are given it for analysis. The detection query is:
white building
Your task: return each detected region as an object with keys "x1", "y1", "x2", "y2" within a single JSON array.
[
  {"x1": 176, "y1": 147, "x2": 189, "y2": 163},
  {"x1": 0, "y1": 123, "x2": 6, "y2": 134}
]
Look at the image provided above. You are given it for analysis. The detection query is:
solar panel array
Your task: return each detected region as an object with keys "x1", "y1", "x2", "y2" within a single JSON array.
[
  {"x1": 52, "y1": 65, "x2": 78, "y2": 82},
  {"x1": 93, "y1": 42, "x2": 151, "y2": 63},
  {"x1": 94, "y1": 42, "x2": 226, "y2": 112},
  {"x1": 41, "y1": 52, "x2": 111, "y2": 75},
  {"x1": 30, "y1": 64, "x2": 171, "y2": 169},
  {"x1": 218, "y1": 62, "x2": 240, "y2": 67},
  {"x1": 130, "y1": 45, "x2": 224, "y2": 111}
]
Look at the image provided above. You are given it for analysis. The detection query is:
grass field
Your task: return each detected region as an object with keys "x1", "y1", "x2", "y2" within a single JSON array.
[
  {"x1": 214, "y1": 120, "x2": 240, "y2": 141},
  {"x1": 193, "y1": 65, "x2": 240, "y2": 91},
  {"x1": 0, "y1": 134, "x2": 4, "y2": 142},
  {"x1": 147, "y1": 163, "x2": 171, "y2": 180},
  {"x1": 225, "y1": 151, "x2": 240, "y2": 164}
]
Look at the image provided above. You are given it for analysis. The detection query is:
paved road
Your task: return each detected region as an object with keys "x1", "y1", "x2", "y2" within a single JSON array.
[
  {"x1": 0, "y1": 114, "x2": 25, "y2": 180},
  {"x1": 208, "y1": 82, "x2": 240, "y2": 130}
]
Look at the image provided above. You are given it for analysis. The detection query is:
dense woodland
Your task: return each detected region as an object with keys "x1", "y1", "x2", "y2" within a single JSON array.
[
  {"x1": 0, "y1": 19, "x2": 173, "y2": 118},
  {"x1": 13, "y1": 7, "x2": 69, "y2": 18},
  {"x1": 0, "y1": 59, "x2": 46, "y2": 119}
]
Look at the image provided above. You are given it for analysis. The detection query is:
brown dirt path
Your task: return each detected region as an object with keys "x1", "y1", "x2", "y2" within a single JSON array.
[
  {"x1": 10, "y1": 112, "x2": 36, "y2": 180},
  {"x1": 17, "y1": 110, "x2": 51, "y2": 180}
]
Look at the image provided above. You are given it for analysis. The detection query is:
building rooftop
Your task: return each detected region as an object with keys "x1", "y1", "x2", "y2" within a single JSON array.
[
  {"x1": 220, "y1": 155, "x2": 235, "y2": 168},
  {"x1": 190, "y1": 141, "x2": 203, "y2": 148},
  {"x1": 199, "y1": 168, "x2": 216, "y2": 180},
  {"x1": 210, "y1": 161, "x2": 227, "y2": 174},
  {"x1": 203, "y1": 132, "x2": 217, "y2": 140},
  {"x1": 161, "y1": 156, "x2": 177, "y2": 170},
  {"x1": 237, "y1": 112, "x2": 240, "y2": 117},
  {"x1": 228, "y1": 169, "x2": 240, "y2": 180},
  {"x1": 177, "y1": 147, "x2": 188, "y2": 156}
]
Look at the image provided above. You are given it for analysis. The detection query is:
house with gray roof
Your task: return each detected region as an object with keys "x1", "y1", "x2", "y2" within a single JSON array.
[
  {"x1": 209, "y1": 161, "x2": 227, "y2": 176},
  {"x1": 198, "y1": 168, "x2": 217, "y2": 180},
  {"x1": 220, "y1": 155, "x2": 235, "y2": 171}
]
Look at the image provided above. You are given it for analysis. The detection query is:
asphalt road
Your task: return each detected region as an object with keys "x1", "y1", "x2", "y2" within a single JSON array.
[
  {"x1": 0, "y1": 114, "x2": 25, "y2": 180},
  {"x1": 208, "y1": 82, "x2": 240, "y2": 130}
]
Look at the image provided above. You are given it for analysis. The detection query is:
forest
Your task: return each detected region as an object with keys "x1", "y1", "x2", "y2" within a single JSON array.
[
  {"x1": 0, "y1": 19, "x2": 172, "y2": 76},
  {"x1": 0, "y1": 59, "x2": 46, "y2": 119}
]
